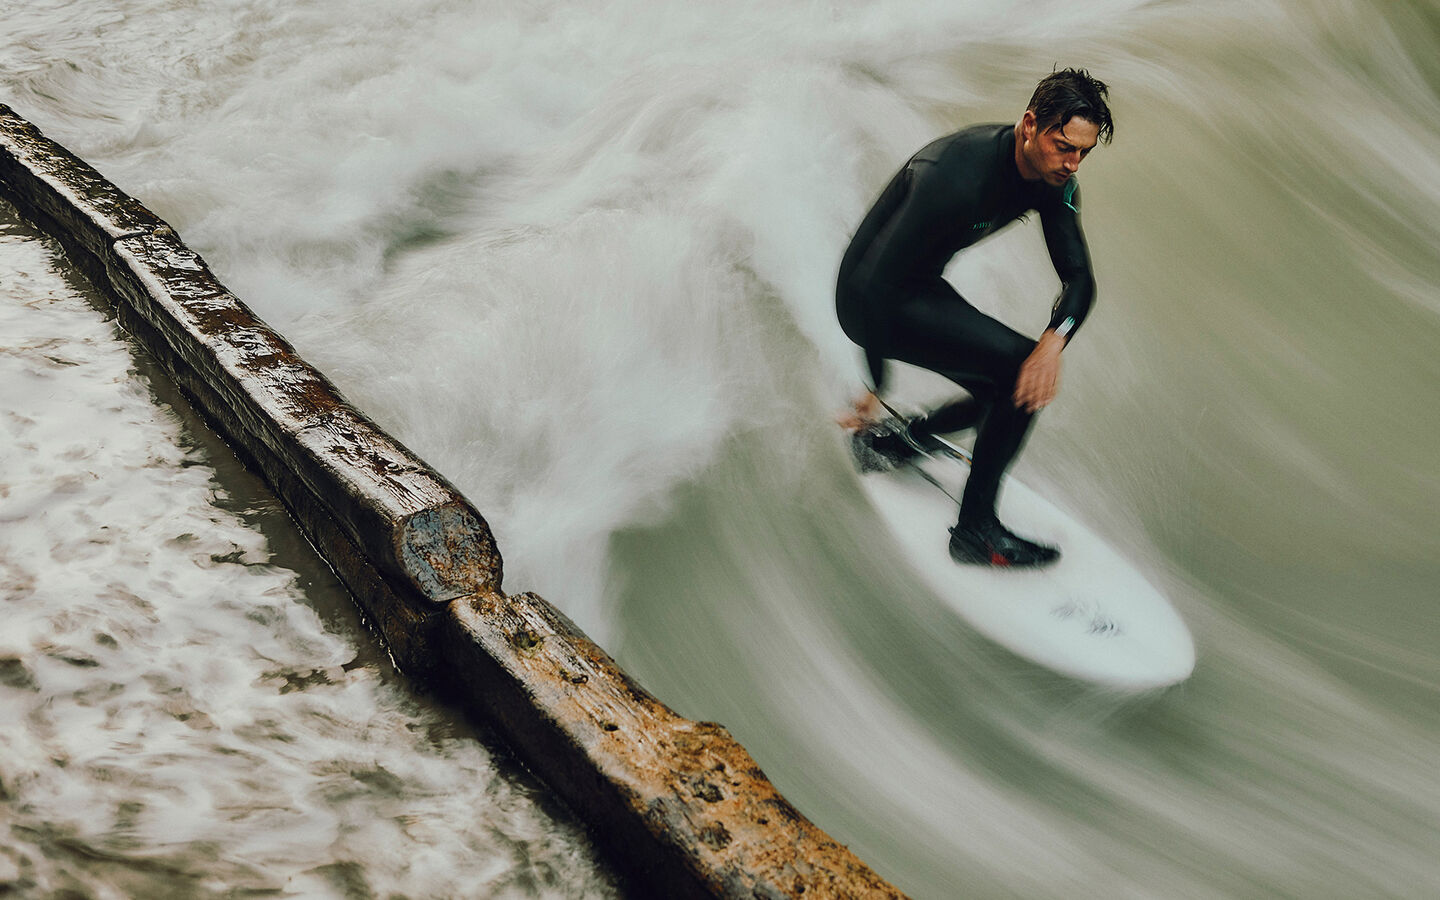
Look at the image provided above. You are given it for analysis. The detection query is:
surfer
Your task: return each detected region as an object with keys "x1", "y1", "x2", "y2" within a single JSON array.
[{"x1": 836, "y1": 68, "x2": 1113, "y2": 568}]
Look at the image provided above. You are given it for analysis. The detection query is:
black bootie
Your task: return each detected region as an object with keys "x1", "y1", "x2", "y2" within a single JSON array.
[{"x1": 948, "y1": 517, "x2": 1060, "y2": 568}]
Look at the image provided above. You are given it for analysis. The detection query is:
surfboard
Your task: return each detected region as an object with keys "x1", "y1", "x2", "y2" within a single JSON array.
[{"x1": 859, "y1": 435, "x2": 1195, "y2": 690}]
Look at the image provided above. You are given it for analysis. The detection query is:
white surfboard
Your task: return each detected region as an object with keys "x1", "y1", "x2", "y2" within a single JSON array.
[{"x1": 860, "y1": 438, "x2": 1195, "y2": 690}]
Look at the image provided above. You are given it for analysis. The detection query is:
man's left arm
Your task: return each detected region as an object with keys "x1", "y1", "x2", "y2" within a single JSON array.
[{"x1": 1014, "y1": 181, "x2": 1096, "y2": 413}]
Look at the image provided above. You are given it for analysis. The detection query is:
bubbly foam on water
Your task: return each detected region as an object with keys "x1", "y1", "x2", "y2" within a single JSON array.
[{"x1": 0, "y1": 211, "x2": 615, "y2": 896}]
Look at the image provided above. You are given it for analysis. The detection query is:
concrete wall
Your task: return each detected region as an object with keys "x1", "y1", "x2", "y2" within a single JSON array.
[{"x1": 0, "y1": 105, "x2": 904, "y2": 899}]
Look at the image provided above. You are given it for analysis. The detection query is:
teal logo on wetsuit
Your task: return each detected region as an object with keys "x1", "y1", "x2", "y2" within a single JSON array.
[{"x1": 971, "y1": 221, "x2": 994, "y2": 231}]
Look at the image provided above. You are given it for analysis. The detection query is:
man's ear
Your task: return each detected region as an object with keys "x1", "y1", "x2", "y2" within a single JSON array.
[{"x1": 1019, "y1": 109, "x2": 1038, "y2": 140}]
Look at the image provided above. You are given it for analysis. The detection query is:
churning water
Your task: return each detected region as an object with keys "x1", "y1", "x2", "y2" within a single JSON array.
[
  {"x1": 4, "y1": 0, "x2": 1439, "y2": 896},
  {"x1": 0, "y1": 202, "x2": 619, "y2": 896}
]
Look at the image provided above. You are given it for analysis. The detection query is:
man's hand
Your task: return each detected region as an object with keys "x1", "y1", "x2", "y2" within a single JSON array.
[{"x1": 1013, "y1": 330, "x2": 1065, "y2": 413}]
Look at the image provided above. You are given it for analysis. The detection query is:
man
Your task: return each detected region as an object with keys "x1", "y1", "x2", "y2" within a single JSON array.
[{"x1": 835, "y1": 68, "x2": 1113, "y2": 568}]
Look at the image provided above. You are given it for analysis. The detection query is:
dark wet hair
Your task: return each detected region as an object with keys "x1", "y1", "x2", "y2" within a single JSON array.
[{"x1": 1027, "y1": 68, "x2": 1114, "y2": 144}]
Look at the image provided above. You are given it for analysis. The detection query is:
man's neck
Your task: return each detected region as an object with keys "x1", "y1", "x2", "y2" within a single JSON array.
[{"x1": 1013, "y1": 120, "x2": 1047, "y2": 182}]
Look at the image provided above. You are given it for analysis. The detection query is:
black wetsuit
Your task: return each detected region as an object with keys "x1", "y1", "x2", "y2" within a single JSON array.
[{"x1": 836, "y1": 123, "x2": 1095, "y2": 525}]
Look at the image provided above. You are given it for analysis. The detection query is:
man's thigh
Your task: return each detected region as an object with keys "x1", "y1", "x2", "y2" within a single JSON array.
[{"x1": 884, "y1": 283, "x2": 1035, "y2": 392}]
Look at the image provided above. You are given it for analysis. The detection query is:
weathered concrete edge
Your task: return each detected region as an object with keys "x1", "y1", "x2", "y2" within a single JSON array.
[{"x1": 0, "y1": 105, "x2": 906, "y2": 899}]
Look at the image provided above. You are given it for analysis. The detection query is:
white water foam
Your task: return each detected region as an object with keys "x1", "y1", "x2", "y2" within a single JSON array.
[{"x1": 0, "y1": 209, "x2": 616, "y2": 896}]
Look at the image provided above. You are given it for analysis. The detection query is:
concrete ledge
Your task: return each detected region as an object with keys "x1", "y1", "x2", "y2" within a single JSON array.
[
  {"x1": 0, "y1": 109, "x2": 164, "y2": 258},
  {"x1": 441, "y1": 593, "x2": 902, "y2": 897},
  {"x1": 103, "y1": 231, "x2": 501, "y2": 603},
  {"x1": 0, "y1": 103, "x2": 905, "y2": 899}
]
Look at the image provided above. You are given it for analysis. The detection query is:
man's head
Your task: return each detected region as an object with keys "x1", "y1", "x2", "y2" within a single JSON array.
[{"x1": 1015, "y1": 68, "x2": 1113, "y2": 186}]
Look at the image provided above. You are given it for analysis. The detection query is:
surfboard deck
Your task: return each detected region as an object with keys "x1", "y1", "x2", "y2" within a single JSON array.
[{"x1": 859, "y1": 435, "x2": 1195, "y2": 690}]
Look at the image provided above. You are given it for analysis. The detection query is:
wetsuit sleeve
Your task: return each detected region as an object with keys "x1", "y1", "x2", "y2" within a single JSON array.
[{"x1": 1039, "y1": 180, "x2": 1095, "y2": 341}]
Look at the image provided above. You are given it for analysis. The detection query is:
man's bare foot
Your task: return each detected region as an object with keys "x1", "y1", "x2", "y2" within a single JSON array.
[{"x1": 835, "y1": 391, "x2": 882, "y2": 431}]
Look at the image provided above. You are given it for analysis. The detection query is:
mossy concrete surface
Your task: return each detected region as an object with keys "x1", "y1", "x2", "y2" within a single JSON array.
[{"x1": 0, "y1": 104, "x2": 905, "y2": 899}]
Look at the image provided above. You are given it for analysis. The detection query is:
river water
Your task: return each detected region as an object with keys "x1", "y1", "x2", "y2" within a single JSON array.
[{"x1": 4, "y1": 1, "x2": 1438, "y2": 897}]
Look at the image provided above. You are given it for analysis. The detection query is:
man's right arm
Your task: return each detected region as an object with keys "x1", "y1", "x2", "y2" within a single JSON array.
[{"x1": 1039, "y1": 181, "x2": 1096, "y2": 344}]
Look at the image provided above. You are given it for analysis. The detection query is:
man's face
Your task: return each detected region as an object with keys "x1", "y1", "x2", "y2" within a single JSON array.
[{"x1": 1019, "y1": 112, "x2": 1100, "y2": 186}]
